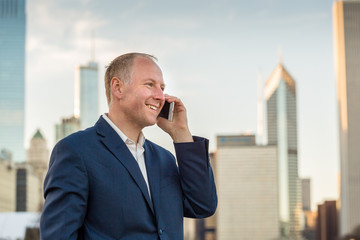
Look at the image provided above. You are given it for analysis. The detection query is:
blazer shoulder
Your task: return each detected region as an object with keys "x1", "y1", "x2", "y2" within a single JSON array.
[{"x1": 55, "y1": 125, "x2": 97, "y2": 148}]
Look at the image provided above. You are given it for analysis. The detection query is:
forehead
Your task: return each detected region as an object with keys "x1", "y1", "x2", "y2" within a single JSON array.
[{"x1": 132, "y1": 57, "x2": 164, "y2": 84}]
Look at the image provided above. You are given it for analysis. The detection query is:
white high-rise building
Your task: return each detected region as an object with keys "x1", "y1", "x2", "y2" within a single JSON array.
[
  {"x1": 333, "y1": 0, "x2": 360, "y2": 235},
  {"x1": 216, "y1": 135, "x2": 279, "y2": 240},
  {"x1": 265, "y1": 63, "x2": 302, "y2": 239}
]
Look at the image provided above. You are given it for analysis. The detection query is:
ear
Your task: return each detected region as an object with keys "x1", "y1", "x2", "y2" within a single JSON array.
[{"x1": 110, "y1": 77, "x2": 125, "y2": 100}]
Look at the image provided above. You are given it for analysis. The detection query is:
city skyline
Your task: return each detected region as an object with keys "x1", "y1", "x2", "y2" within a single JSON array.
[{"x1": 25, "y1": 0, "x2": 338, "y2": 210}]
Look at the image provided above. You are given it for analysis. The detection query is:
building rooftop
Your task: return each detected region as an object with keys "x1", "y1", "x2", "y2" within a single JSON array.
[
  {"x1": 265, "y1": 63, "x2": 296, "y2": 100},
  {"x1": 32, "y1": 129, "x2": 44, "y2": 139},
  {"x1": 0, "y1": 212, "x2": 40, "y2": 240}
]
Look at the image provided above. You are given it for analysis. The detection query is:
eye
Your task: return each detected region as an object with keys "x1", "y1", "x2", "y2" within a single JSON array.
[{"x1": 146, "y1": 82, "x2": 153, "y2": 87}]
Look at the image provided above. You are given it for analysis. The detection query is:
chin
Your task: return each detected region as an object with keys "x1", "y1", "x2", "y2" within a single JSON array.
[{"x1": 144, "y1": 118, "x2": 158, "y2": 127}]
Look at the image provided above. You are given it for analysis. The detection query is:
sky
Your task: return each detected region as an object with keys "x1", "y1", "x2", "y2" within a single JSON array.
[{"x1": 25, "y1": 0, "x2": 338, "y2": 210}]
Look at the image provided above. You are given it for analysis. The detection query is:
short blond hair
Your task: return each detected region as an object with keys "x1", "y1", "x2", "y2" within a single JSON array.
[{"x1": 104, "y1": 53, "x2": 157, "y2": 105}]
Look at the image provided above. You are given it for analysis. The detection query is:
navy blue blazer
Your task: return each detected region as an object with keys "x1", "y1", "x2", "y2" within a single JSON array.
[{"x1": 40, "y1": 116, "x2": 217, "y2": 240}]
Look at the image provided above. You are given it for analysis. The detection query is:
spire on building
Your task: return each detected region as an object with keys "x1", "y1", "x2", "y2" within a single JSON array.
[
  {"x1": 32, "y1": 129, "x2": 44, "y2": 139},
  {"x1": 257, "y1": 69, "x2": 264, "y2": 145},
  {"x1": 90, "y1": 30, "x2": 95, "y2": 62},
  {"x1": 265, "y1": 63, "x2": 296, "y2": 100},
  {"x1": 74, "y1": 31, "x2": 99, "y2": 129},
  {"x1": 278, "y1": 47, "x2": 283, "y2": 65},
  {"x1": 27, "y1": 129, "x2": 49, "y2": 165}
]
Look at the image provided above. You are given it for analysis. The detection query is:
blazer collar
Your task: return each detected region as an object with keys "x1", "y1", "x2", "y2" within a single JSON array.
[
  {"x1": 144, "y1": 141, "x2": 161, "y2": 222},
  {"x1": 95, "y1": 116, "x2": 155, "y2": 214}
]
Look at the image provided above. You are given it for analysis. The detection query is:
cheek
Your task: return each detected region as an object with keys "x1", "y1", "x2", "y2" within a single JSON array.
[{"x1": 130, "y1": 94, "x2": 146, "y2": 110}]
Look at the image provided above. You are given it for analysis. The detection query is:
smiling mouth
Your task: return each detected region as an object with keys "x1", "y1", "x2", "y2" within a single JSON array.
[{"x1": 146, "y1": 104, "x2": 158, "y2": 111}]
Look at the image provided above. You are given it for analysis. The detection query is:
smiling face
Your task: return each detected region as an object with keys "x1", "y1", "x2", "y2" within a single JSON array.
[{"x1": 118, "y1": 56, "x2": 165, "y2": 131}]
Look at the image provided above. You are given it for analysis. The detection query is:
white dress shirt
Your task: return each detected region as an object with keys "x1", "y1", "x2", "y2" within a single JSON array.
[{"x1": 102, "y1": 113, "x2": 151, "y2": 199}]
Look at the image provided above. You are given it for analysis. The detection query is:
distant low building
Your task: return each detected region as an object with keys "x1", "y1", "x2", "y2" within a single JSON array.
[
  {"x1": 0, "y1": 149, "x2": 16, "y2": 211},
  {"x1": 194, "y1": 152, "x2": 217, "y2": 240},
  {"x1": 0, "y1": 212, "x2": 40, "y2": 239},
  {"x1": 302, "y1": 178, "x2": 311, "y2": 211},
  {"x1": 55, "y1": 116, "x2": 81, "y2": 143},
  {"x1": 302, "y1": 211, "x2": 317, "y2": 240},
  {"x1": 16, "y1": 163, "x2": 41, "y2": 212},
  {"x1": 216, "y1": 134, "x2": 279, "y2": 240},
  {"x1": 27, "y1": 129, "x2": 49, "y2": 208},
  {"x1": 301, "y1": 178, "x2": 315, "y2": 240},
  {"x1": 317, "y1": 200, "x2": 338, "y2": 240}
]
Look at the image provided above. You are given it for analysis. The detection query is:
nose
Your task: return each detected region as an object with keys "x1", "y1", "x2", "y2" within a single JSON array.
[{"x1": 153, "y1": 86, "x2": 165, "y2": 102}]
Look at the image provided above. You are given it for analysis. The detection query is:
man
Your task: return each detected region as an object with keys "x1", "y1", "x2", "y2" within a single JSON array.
[{"x1": 40, "y1": 53, "x2": 217, "y2": 240}]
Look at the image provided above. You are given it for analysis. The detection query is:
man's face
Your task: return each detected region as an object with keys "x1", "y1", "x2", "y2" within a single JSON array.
[{"x1": 119, "y1": 57, "x2": 165, "y2": 130}]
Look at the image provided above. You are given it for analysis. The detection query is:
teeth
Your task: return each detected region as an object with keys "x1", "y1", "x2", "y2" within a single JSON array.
[{"x1": 147, "y1": 105, "x2": 157, "y2": 111}]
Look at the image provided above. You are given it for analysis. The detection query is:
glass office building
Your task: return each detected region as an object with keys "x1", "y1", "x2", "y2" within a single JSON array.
[
  {"x1": 265, "y1": 63, "x2": 302, "y2": 239},
  {"x1": 333, "y1": 0, "x2": 360, "y2": 235},
  {"x1": 74, "y1": 61, "x2": 99, "y2": 129},
  {"x1": 0, "y1": 0, "x2": 26, "y2": 162}
]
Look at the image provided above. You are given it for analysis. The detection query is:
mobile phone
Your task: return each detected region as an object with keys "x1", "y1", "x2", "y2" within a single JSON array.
[{"x1": 158, "y1": 101, "x2": 174, "y2": 121}]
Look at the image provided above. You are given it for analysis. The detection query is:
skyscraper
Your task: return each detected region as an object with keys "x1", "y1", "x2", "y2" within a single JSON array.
[
  {"x1": 74, "y1": 61, "x2": 99, "y2": 129},
  {"x1": 0, "y1": 0, "x2": 26, "y2": 162},
  {"x1": 333, "y1": 0, "x2": 360, "y2": 235},
  {"x1": 265, "y1": 63, "x2": 302, "y2": 239}
]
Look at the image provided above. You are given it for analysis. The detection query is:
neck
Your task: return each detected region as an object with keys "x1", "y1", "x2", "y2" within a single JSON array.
[{"x1": 107, "y1": 111, "x2": 142, "y2": 143}]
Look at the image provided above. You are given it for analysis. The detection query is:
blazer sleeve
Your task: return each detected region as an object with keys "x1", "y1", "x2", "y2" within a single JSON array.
[
  {"x1": 40, "y1": 140, "x2": 89, "y2": 240},
  {"x1": 173, "y1": 136, "x2": 217, "y2": 218}
]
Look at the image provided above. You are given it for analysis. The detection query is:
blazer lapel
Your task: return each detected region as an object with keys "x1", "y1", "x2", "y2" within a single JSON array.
[
  {"x1": 95, "y1": 117, "x2": 154, "y2": 214},
  {"x1": 144, "y1": 141, "x2": 161, "y2": 222}
]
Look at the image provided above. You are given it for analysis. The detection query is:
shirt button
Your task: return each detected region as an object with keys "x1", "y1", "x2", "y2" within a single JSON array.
[{"x1": 159, "y1": 229, "x2": 163, "y2": 235}]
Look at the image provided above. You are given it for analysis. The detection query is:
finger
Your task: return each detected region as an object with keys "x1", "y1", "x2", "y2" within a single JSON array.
[
  {"x1": 165, "y1": 96, "x2": 182, "y2": 106},
  {"x1": 165, "y1": 94, "x2": 177, "y2": 102}
]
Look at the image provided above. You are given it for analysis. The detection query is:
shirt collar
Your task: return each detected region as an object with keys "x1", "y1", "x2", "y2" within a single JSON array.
[{"x1": 102, "y1": 113, "x2": 145, "y2": 147}]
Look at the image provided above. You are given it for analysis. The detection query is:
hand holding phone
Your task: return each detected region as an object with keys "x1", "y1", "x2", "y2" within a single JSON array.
[
  {"x1": 157, "y1": 95, "x2": 193, "y2": 142},
  {"x1": 158, "y1": 101, "x2": 174, "y2": 121}
]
